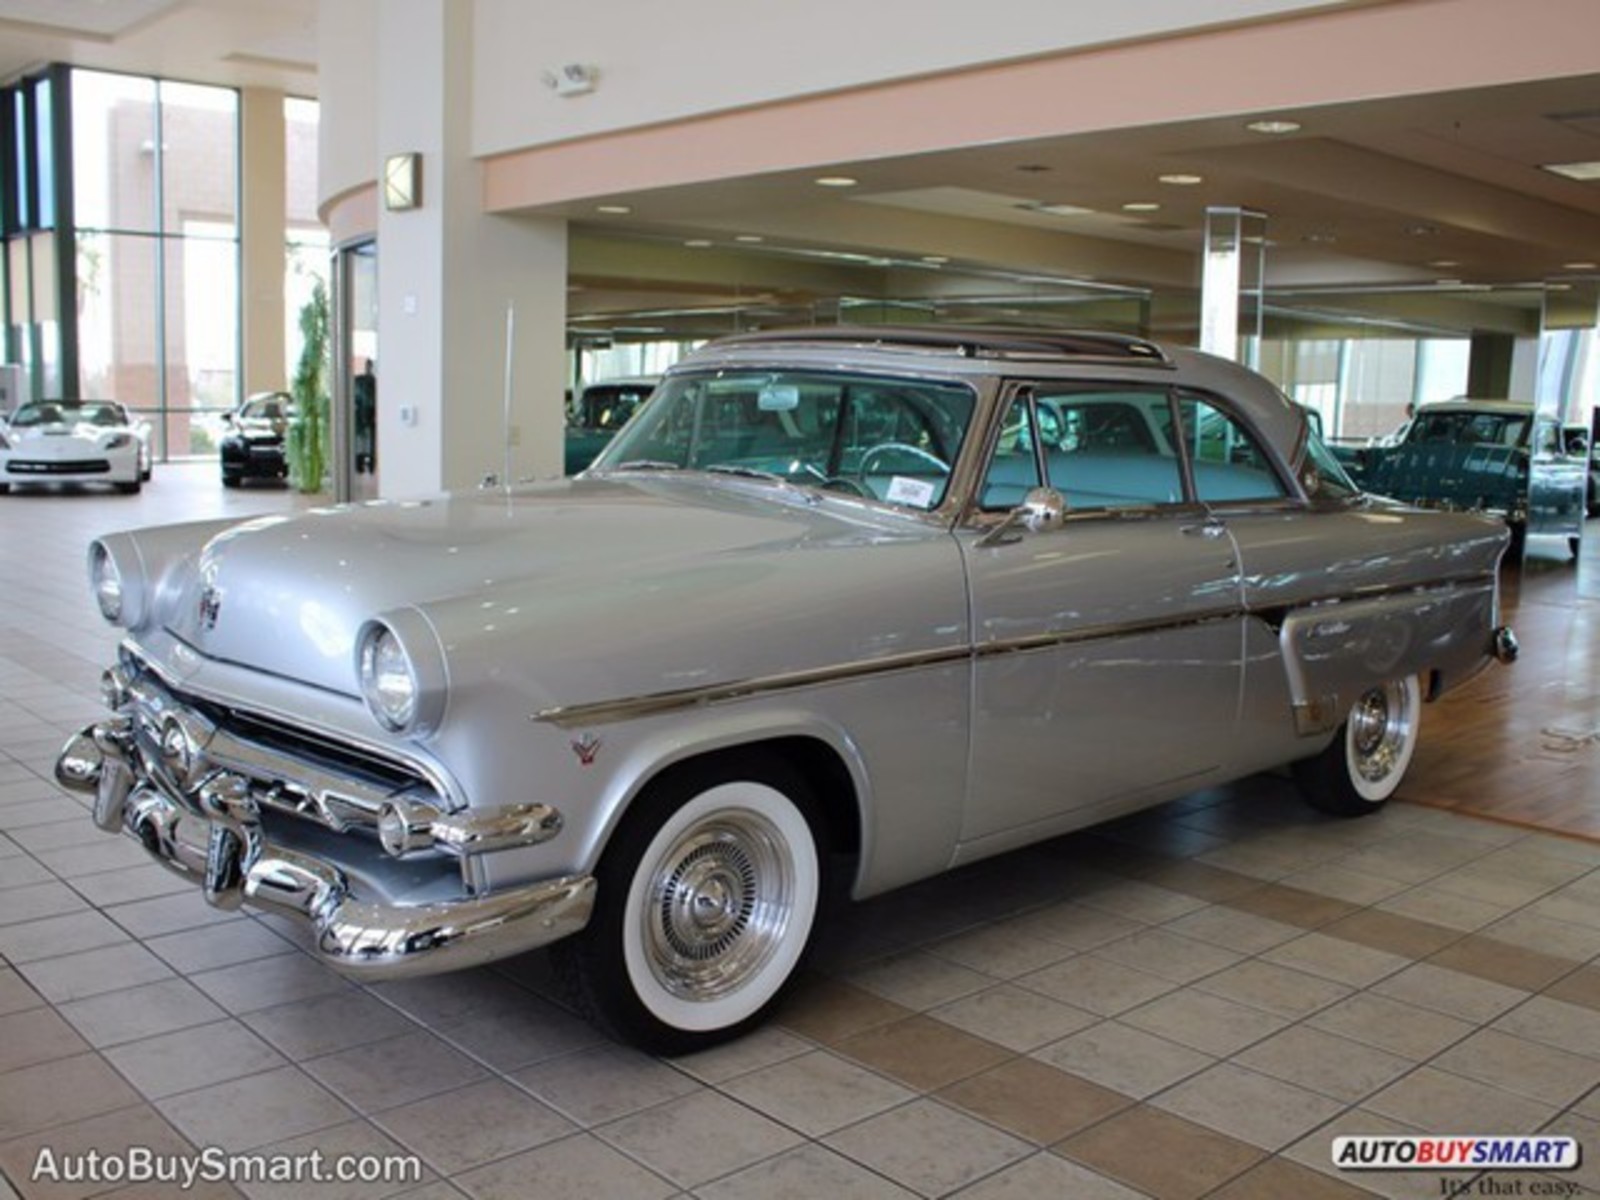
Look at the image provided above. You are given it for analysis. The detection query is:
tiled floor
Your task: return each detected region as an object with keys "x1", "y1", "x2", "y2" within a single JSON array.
[{"x1": 2, "y1": 466, "x2": 1599, "y2": 1199}]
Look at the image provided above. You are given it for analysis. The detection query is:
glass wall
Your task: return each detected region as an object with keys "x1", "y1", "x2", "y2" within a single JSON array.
[
  {"x1": 70, "y1": 69, "x2": 239, "y2": 459},
  {"x1": 285, "y1": 96, "x2": 327, "y2": 383}
]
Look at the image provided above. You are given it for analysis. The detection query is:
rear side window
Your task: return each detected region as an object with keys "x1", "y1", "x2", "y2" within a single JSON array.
[{"x1": 1175, "y1": 393, "x2": 1289, "y2": 504}]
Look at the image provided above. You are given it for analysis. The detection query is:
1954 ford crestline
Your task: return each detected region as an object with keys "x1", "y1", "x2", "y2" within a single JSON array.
[{"x1": 56, "y1": 327, "x2": 1517, "y2": 1053}]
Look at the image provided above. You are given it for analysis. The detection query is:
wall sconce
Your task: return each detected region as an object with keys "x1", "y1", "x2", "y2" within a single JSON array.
[
  {"x1": 383, "y1": 152, "x2": 421, "y2": 211},
  {"x1": 542, "y1": 63, "x2": 598, "y2": 97}
]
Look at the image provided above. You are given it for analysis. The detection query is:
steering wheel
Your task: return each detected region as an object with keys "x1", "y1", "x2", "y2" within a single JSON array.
[
  {"x1": 859, "y1": 442, "x2": 951, "y2": 478},
  {"x1": 819, "y1": 476, "x2": 872, "y2": 498}
]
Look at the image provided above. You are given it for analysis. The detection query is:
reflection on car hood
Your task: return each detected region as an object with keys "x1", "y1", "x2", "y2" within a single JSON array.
[
  {"x1": 160, "y1": 474, "x2": 934, "y2": 695},
  {"x1": 7, "y1": 422, "x2": 128, "y2": 444}
]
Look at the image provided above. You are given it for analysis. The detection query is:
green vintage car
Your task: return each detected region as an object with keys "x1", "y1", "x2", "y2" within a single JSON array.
[
  {"x1": 564, "y1": 376, "x2": 659, "y2": 474},
  {"x1": 1353, "y1": 400, "x2": 1586, "y2": 559}
]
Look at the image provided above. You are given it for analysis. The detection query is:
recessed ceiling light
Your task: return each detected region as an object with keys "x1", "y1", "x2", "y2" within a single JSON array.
[
  {"x1": 1436, "y1": 278, "x2": 1463, "y2": 287},
  {"x1": 1543, "y1": 161, "x2": 1600, "y2": 181},
  {"x1": 1404, "y1": 223, "x2": 1440, "y2": 237},
  {"x1": 814, "y1": 175, "x2": 858, "y2": 188},
  {"x1": 595, "y1": 204, "x2": 631, "y2": 215},
  {"x1": 921, "y1": 255, "x2": 949, "y2": 264},
  {"x1": 1428, "y1": 259, "x2": 1459, "y2": 268},
  {"x1": 1121, "y1": 202, "x2": 1161, "y2": 213},
  {"x1": 1563, "y1": 260, "x2": 1597, "y2": 270},
  {"x1": 1246, "y1": 119, "x2": 1302, "y2": 135},
  {"x1": 1158, "y1": 173, "x2": 1204, "y2": 186},
  {"x1": 683, "y1": 239, "x2": 713, "y2": 248},
  {"x1": 735, "y1": 234, "x2": 765, "y2": 243},
  {"x1": 1302, "y1": 232, "x2": 1338, "y2": 245}
]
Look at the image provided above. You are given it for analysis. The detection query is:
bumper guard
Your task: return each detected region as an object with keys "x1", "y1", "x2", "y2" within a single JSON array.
[{"x1": 56, "y1": 720, "x2": 595, "y2": 979}]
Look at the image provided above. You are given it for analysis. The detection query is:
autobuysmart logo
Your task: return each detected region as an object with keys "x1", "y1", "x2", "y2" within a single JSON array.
[{"x1": 1332, "y1": 1136, "x2": 1581, "y2": 1170}]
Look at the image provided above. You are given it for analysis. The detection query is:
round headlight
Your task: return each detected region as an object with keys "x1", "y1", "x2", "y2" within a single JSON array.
[
  {"x1": 90, "y1": 543, "x2": 124, "y2": 624},
  {"x1": 359, "y1": 624, "x2": 418, "y2": 732}
]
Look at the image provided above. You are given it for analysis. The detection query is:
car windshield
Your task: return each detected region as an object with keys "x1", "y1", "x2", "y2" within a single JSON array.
[
  {"x1": 11, "y1": 402, "x2": 124, "y2": 428},
  {"x1": 591, "y1": 368, "x2": 979, "y2": 510},
  {"x1": 241, "y1": 396, "x2": 287, "y2": 420},
  {"x1": 576, "y1": 384, "x2": 653, "y2": 432},
  {"x1": 1409, "y1": 409, "x2": 1528, "y2": 448}
]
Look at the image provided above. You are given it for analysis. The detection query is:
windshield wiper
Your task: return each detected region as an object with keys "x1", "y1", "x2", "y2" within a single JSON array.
[
  {"x1": 704, "y1": 464, "x2": 786, "y2": 483},
  {"x1": 703, "y1": 464, "x2": 821, "y2": 505},
  {"x1": 610, "y1": 459, "x2": 681, "y2": 471}
]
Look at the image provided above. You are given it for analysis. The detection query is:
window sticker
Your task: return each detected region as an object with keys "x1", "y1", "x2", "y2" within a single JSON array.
[{"x1": 886, "y1": 476, "x2": 937, "y2": 507}]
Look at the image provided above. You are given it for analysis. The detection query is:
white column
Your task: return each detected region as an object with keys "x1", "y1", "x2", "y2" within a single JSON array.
[
  {"x1": 374, "y1": 0, "x2": 568, "y2": 498},
  {"x1": 239, "y1": 88, "x2": 287, "y2": 395},
  {"x1": 1199, "y1": 207, "x2": 1267, "y2": 368}
]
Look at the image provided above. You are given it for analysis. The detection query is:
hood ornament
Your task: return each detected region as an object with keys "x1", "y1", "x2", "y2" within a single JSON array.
[{"x1": 571, "y1": 733, "x2": 602, "y2": 766}]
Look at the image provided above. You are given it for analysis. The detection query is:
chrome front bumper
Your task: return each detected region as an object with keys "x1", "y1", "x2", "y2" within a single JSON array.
[{"x1": 56, "y1": 719, "x2": 595, "y2": 979}]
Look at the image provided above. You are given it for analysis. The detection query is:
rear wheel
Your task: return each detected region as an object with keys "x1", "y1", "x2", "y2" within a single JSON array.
[
  {"x1": 555, "y1": 757, "x2": 826, "y2": 1055},
  {"x1": 1292, "y1": 675, "x2": 1421, "y2": 817}
]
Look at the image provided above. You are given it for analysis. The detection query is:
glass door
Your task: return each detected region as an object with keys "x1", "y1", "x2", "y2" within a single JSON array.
[{"x1": 332, "y1": 239, "x2": 377, "y2": 502}]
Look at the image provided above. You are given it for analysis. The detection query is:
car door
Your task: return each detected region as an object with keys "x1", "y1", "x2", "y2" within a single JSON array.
[{"x1": 957, "y1": 383, "x2": 1249, "y2": 854}]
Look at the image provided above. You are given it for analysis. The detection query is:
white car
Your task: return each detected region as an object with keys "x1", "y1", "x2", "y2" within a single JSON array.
[{"x1": 0, "y1": 399, "x2": 150, "y2": 494}]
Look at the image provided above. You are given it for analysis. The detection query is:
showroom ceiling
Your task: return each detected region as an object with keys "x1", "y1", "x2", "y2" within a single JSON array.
[{"x1": 6, "y1": 1, "x2": 1600, "y2": 338}]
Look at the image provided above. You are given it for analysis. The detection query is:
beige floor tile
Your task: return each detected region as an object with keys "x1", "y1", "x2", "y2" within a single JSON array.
[
  {"x1": 1233, "y1": 1025, "x2": 1412, "y2": 1103},
  {"x1": 1483, "y1": 912, "x2": 1600, "y2": 964},
  {"x1": 1034, "y1": 1020, "x2": 1214, "y2": 1099},
  {"x1": 1370, "y1": 961, "x2": 1529, "y2": 1024},
  {"x1": 1164, "y1": 904, "x2": 1303, "y2": 955},
  {"x1": 0, "y1": 968, "x2": 43, "y2": 1017},
  {"x1": 931, "y1": 983, "x2": 1098, "y2": 1052},
  {"x1": 1194, "y1": 959, "x2": 1353, "y2": 1019},
  {"x1": 1152, "y1": 1062, "x2": 1345, "y2": 1151},
  {"x1": 1017, "y1": 953, "x2": 1177, "y2": 1016},
  {"x1": 1093, "y1": 928, "x2": 1243, "y2": 985},
  {"x1": 0, "y1": 1102, "x2": 197, "y2": 1200},
  {"x1": 938, "y1": 1056, "x2": 1132, "y2": 1144},
  {"x1": 0, "y1": 1052, "x2": 143, "y2": 1141},
  {"x1": 143, "y1": 918, "x2": 296, "y2": 975},
  {"x1": 1057, "y1": 1104, "x2": 1264, "y2": 1200},
  {"x1": 1545, "y1": 964, "x2": 1600, "y2": 1011},
  {"x1": 694, "y1": 1143, "x2": 920, "y2": 1200},
  {"x1": 0, "y1": 881, "x2": 88, "y2": 927},
  {"x1": 1366, "y1": 1065, "x2": 1557, "y2": 1133},
  {"x1": 1308, "y1": 991, "x2": 1475, "y2": 1060},
  {"x1": 1427, "y1": 934, "x2": 1579, "y2": 992},
  {"x1": 843, "y1": 948, "x2": 993, "y2": 1011},
  {"x1": 103, "y1": 892, "x2": 243, "y2": 939},
  {"x1": 1121, "y1": 988, "x2": 1290, "y2": 1057},
  {"x1": 435, "y1": 999, "x2": 609, "y2": 1074},
  {"x1": 17, "y1": 941, "x2": 173, "y2": 1004},
  {"x1": 1319, "y1": 907, "x2": 1461, "y2": 960},
  {"x1": 373, "y1": 1078, "x2": 572, "y2": 1175},
  {"x1": 56, "y1": 977, "x2": 227, "y2": 1048},
  {"x1": 1222, "y1": 883, "x2": 1359, "y2": 930},
  {"x1": 102, "y1": 1018, "x2": 287, "y2": 1100},
  {"x1": 0, "y1": 1006, "x2": 90, "y2": 1074},
  {"x1": 926, "y1": 922, "x2": 1078, "y2": 978},
  {"x1": 1004, "y1": 902, "x2": 1147, "y2": 951},
  {"x1": 367, "y1": 969, "x2": 533, "y2": 1027},
  {"x1": 722, "y1": 1049, "x2": 914, "y2": 1138},
  {"x1": 1493, "y1": 995, "x2": 1600, "y2": 1059},
  {"x1": 242, "y1": 989, "x2": 418, "y2": 1061},
  {"x1": 825, "y1": 1098, "x2": 1032, "y2": 1197},
  {"x1": 454, "y1": 1132, "x2": 675, "y2": 1200},
  {"x1": 834, "y1": 1013, "x2": 1010, "y2": 1091},
  {"x1": 236, "y1": 1118, "x2": 431, "y2": 1200},
  {"x1": 1262, "y1": 933, "x2": 1410, "y2": 988},
  {"x1": 956, "y1": 1152, "x2": 1152, "y2": 1199},
  {"x1": 156, "y1": 1065, "x2": 355, "y2": 1153},
  {"x1": 1432, "y1": 1027, "x2": 1600, "y2": 1106},
  {"x1": 512, "y1": 1043, "x2": 702, "y2": 1127},
  {"x1": 1274, "y1": 865, "x2": 1409, "y2": 908},
  {"x1": 304, "y1": 1030, "x2": 489, "y2": 1114},
  {"x1": 1207, "y1": 1155, "x2": 1384, "y2": 1199},
  {"x1": 772, "y1": 976, "x2": 914, "y2": 1047},
  {"x1": 1076, "y1": 879, "x2": 1207, "y2": 924},
  {"x1": 0, "y1": 910, "x2": 128, "y2": 963},
  {"x1": 189, "y1": 953, "x2": 353, "y2": 1015},
  {"x1": 64, "y1": 862, "x2": 194, "y2": 908},
  {"x1": 599, "y1": 1090, "x2": 803, "y2": 1191}
]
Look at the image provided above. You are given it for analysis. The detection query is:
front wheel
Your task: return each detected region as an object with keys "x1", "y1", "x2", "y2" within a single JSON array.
[
  {"x1": 1292, "y1": 675, "x2": 1421, "y2": 817},
  {"x1": 555, "y1": 759, "x2": 826, "y2": 1055}
]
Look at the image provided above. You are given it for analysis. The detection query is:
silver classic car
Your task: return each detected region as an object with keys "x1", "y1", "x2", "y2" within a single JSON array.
[{"x1": 57, "y1": 327, "x2": 1516, "y2": 1053}]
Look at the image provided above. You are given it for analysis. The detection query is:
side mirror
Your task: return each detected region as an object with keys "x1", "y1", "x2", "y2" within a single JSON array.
[{"x1": 979, "y1": 486, "x2": 1067, "y2": 547}]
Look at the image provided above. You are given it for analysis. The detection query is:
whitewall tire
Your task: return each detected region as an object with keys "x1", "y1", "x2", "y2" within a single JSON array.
[{"x1": 1293, "y1": 675, "x2": 1421, "y2": 817}]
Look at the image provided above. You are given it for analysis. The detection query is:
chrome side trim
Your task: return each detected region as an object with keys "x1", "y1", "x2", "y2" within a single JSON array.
[{"x1": 532, "y1": 571, "x2": 1505, "y2": 731}]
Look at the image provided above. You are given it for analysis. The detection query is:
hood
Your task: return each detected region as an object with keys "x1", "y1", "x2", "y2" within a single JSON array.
[
  {"x1": 160, "y1": 475, "x2": 935, "y2": 695},
  {"x1": 12, "y1": 421, "x2": 127, "y2": 445}
]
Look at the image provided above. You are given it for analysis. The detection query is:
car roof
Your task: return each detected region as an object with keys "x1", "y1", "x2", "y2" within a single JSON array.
[
  {"x1": 1416, "y1": 399, "x2": 1534, "y2": 416},
  {"x1": 671, "y1": 324, "x2": 1310, "y2": 465}
]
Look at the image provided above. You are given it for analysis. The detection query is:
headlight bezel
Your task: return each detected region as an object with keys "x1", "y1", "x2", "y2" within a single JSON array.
[
  {"x1": 355, "y1": 613, "x2": 447, "y2": 738},
  {"x1": 89, "y1": 540, "x2": 133, "y2": 626}
]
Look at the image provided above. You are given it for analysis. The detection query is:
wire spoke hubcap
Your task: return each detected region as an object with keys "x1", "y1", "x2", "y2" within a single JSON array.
[
  {"x1": 645, "y1": 812, "x2": 794, "y2": 1002},
  {"x1": 1350, "y1": 681, "x2": 1413, "y2": 785}
]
